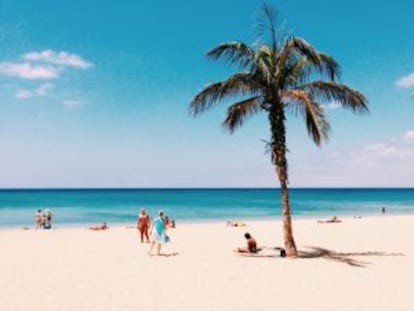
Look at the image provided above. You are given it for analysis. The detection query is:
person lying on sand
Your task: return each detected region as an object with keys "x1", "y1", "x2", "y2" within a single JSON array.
[
  {"x1": 317, "y1": 216, "x2": 342, "y2": 224},
  {"x1": 227, "y1": 220, "x2": 246, "y2": 227},
  {"x1": 89, "y1": 222, "x2": 109, "y2": 230},
  {"x1": 235, "y1": 232, "x2": 261, "y2": 253}
]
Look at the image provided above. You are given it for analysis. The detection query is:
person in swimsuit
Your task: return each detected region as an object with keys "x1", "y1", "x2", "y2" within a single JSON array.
[
  {"x1": 89, "y1": 222, "x2": 109, "y2": 230},
  {"x1": 226, "y1": 220, "x2": 246, "y2": 227},
  {"x1": 34, "y1": 209, "x2": 43, "y2": 229},
  {"x1": 43, "y1": 209, "x2": 53, "y2": 229},
  {"x1": 236, "y1": 232, "x2": 259, "y2": 253},
  {"x1": 137, "y1": 208, "x2": 150, "y2": 243},
  {"x1": 317, "y1": 216, "x2": 342, "y2": 224}
]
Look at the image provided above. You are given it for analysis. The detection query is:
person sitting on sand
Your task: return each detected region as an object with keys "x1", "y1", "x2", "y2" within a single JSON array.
[
  {"x1": 137, "y1": 208, "x2": 150, "y2": 243},
  {"x1": 89, "y1": 222, "x2": 109, "y2": 231},
  {"x1": 317, "y1": 216, "x2": 342, "y2": 224},
  {"x1": 235, "y1": 232, "x2": 260, "y2": 253}
]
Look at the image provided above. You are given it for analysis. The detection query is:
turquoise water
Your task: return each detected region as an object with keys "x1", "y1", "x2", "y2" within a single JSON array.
[{"x1": 0, "y1": 188, "x2": 413, "y2": 228}]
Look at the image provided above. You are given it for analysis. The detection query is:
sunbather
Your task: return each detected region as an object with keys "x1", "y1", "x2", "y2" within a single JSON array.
[
  {"x1": 317, "y1": 216, "x2": 342, "y2": 224},
  {"x1": 89, "y1": 222, "x2": 109, "y2": 230}
]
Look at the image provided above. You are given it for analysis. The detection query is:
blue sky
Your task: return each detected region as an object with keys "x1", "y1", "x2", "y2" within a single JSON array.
[{"x1": 0, "y1": 0, "x2": 413, "y2": 187}]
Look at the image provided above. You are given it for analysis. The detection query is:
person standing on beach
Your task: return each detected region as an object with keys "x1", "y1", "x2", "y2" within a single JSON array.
[
  {"x1": 34, "y1": 210, "x2": 43, "y2": 229},
  {"x1": 43, "y1": 209, "x2": 53, "y2": 229},
  {"x1": 137, "y1": 208, "x2": 150, "y2": 243},
  {"x1": 148, "y1": 210, "x2": 166, "y2": 256}
]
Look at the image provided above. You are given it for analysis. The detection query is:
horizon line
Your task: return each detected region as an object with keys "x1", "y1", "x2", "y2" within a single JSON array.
[{"x1": 0, "y1": 187, "x2": 413, "y2": 191}]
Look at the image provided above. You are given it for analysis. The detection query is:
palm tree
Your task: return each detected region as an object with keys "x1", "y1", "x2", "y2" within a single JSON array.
[{"x1": 189, "y1": 4, "x2": 368, "y2": 257}]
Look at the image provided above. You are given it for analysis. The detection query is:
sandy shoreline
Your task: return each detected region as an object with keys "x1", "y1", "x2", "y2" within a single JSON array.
[{"x1": 1, "y1": 215, "x2": 413, "y2": 310}]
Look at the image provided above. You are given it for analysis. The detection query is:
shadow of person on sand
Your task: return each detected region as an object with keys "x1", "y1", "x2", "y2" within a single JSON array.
[
  {"x1": 150, "y1": 252, "x2": 180, "y2": 258},
  {"x1": 299, "y1": 246, "x2": 404, "y2": 268},
  {"x1": 237, "y1": 247, "x2": 286, "y2": 258}
]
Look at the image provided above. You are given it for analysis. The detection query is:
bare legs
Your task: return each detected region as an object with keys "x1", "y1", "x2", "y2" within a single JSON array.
[
  {"x1": 148, "y1": 241, "x2": 161, "y2": 256},
  {"x1": 138, "y1": 227, "x2": 150, "y2": 243}
]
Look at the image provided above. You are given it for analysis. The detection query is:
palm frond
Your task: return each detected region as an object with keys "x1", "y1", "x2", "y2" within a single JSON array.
[
  {"x1": 223, "y1": 96, "x2": 263, "y2": 132},
  {"x1": 262, "y1": 3, "x2": 278, "y2": 53},
  {"x1": 253, "y1": 45, "x2": 273, "y2": 84},
  {"x1": 282, "y1": 90, "x2": 330, "y2": 145},
  {"x1": 288, "y1": 37, "x2": 321, "y2": 65},
  {"x1": 189, "y1": 73, "x2": 261, "y2": 116},
  {"x1": 277, "y1": 37, "x2": 340, "y2": 83},
  {"x1": 305, "y1": 101, "x2": 330, "y2": 145},
  {"x1": 283, "y1": 57, "x2": 311, "y2": 86},
  {"x1": 300, "y1": 81, "x2": 369, "y2": 113},
  {"x1": 207, "y1": 42, "x2": 255, "y2": 69},
  {"x1": 318, "y1": 53, "x2": 340, "y2": 80},
  {"x1": 274, "y1": 37, "x2": 316, "y2": 88},
  {"x1": 255, "y1": 4, "x2": 278, "y2": 48}
]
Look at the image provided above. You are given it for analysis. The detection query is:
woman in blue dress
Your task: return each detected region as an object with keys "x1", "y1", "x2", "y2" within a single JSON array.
[{"x1": 148, "y1": 210, "x2": 167, "y2": 256}]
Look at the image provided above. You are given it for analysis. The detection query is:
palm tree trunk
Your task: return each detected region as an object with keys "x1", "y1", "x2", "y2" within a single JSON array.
[
  {"x1": 269, "y1": 103, "x2": 298, "y2": 257},
  {"x1": 279, "y1": 171, "x2": 297, "y2": 257}
]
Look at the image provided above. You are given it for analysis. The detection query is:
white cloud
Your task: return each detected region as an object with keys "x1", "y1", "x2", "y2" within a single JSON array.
[
  {"x1": 62, "y1": 100, "x2": 81, "y2": 110},
  {"x1": 15, "y1": 83, "x2": 54, "y2": 99},
  {"x1": 23, "y1": 50, "x2": 93, "y2": 69},
  {"x1": 0, "y1": 62, "x2": 59, "y2": 79},
  {"x1": 404, "y1": 130, "x2": 414, "y2": 141},
  {"x1": 15, "y1": 89, "x2": 34, "y2": 99},
  {"x1": 291, "y1": 135, "x2": 414, "y2": 186},
  {"x1": 0, "y1": 50, "x2": 92, "y2": 82},
  {"x1": 349, "y1": 138, "x2": 414, "y2": 172},
  {"x1": 357, "y1": 143, "x2": 400, "y2": 160},
  {"x1": 396, "y1": 73, "x2": 414, "y2": 88},
  {"x1": 35, "y1": 83, "x2": 53, "y2": 95}
]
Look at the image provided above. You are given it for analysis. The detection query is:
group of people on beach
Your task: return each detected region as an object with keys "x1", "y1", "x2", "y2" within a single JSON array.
[
  {"x1": 34, "y1": 209, "x2": 54, "y2": 229},
  {"x1": 137, "y1": 208, "x2": 175, "y2": 256},
  {"x1": 87, "y1": 208, "x2": 174, "y2": 256}
]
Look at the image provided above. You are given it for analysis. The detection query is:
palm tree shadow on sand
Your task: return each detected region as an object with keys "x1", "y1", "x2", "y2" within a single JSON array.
[{"x1": 299, "y1": 246, "x2": 404, "y2": 268}]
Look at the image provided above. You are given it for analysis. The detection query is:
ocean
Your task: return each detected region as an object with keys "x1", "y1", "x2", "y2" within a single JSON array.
[{"x1": 0, "y1": 188, "x2": 413, "y2": 228}]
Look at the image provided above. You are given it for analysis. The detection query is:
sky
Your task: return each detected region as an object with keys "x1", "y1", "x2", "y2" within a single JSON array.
[{"x1": 0, "y1": 0, "x2": 413, "y2": 188}]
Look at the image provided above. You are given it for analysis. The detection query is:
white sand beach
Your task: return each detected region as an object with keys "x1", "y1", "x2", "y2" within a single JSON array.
[{"x1": 1, "y1": 215, "x2": 413, "y2": 311}]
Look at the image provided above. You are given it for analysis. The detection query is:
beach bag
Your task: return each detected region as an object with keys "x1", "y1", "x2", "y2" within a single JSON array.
[{"x1": 164, "y1": 234, "x2": 170, "y2": 243}]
